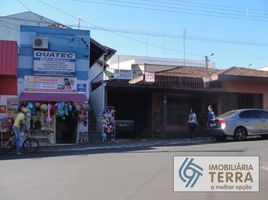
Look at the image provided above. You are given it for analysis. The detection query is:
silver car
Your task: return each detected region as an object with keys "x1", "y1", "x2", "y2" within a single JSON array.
[{"x1": 208, "y1": 109, "x2": 268, "y2": 141}]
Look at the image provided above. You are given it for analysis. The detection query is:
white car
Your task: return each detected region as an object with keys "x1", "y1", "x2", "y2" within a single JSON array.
[{"x1": 207, "y1": 109, "x2": 268, "y2": 141}]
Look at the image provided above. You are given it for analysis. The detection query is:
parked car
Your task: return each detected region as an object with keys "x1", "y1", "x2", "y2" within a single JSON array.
[{"x1": 207, "y1": 108, "x2": 268, "y2": 141}]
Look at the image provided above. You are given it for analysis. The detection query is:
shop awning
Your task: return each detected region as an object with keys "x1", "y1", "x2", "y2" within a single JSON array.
[{"x1": 19, "y1": 92, "x2": 87, "y2": 102}]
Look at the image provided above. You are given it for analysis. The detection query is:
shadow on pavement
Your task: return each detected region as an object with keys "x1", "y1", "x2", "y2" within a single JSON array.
[{"x1": 0, "y1": 137, "x2": 266, "y2": 161}]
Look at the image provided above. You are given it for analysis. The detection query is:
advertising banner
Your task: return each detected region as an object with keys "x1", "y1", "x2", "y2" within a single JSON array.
[
  {"x1": 24, "y1": 76, "x2": 76, "y2": 93},
  {"x1": 33, "y1": 51, "x2": 76, "y2": 76}
]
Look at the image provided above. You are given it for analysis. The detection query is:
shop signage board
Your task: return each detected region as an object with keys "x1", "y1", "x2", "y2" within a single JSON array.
[
  {"x1": 145, "y1": 72, "x2": 155, "y2": 82},
  {"x1": 114, "y1": 69, "x2": 133, "y2": 80},
  {"x1": 33, "y1": 51, "x2": 76, "y2": 76},
  {"x1": 77, "y1": 83, "x2": 87, "y2": 93},
  {"x1": 24, "y1": 76, "x2": 76, "y2": 93}
]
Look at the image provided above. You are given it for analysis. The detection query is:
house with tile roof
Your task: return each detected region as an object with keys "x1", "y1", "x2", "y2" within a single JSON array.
[{"x1": 100, "y1": 64, "x2": 268, "y2": 138}]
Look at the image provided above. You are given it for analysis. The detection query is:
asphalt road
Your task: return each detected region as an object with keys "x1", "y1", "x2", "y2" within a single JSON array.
[{"x1": 0, "y1": 139, "x2": 267, "y2": 200}]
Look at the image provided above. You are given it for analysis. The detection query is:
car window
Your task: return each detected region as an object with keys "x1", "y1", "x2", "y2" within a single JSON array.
[
  {"x1": 218, "y1": 110, "x2": 237, "y2": 118},
  {"x1": 259, "y1": 111, "x2": 268, "y2": 119},
  {"x1": 239, "y1": 110, "x2": 258, "y2": 119}
]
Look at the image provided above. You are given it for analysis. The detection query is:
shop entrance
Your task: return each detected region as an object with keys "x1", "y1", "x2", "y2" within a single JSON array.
[
  {"x1": 107, "y1": 88, "x2": 151, "y2": 138},
  {"x1": 55, "y1": 102, "x2": 79, "y2": 144},
  {"x1": 19, "y1": 92, "x2": 88, "y2": 145},
  {"x1": 56, "y1": 116, "x2": 77, "y2": 144}
]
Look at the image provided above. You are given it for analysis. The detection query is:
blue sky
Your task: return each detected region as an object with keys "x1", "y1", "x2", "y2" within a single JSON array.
[{"x1": 2, "y1": 0, "x2": 268, "y2": 68}]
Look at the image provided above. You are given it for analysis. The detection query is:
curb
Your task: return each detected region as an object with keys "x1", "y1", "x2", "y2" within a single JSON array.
[{"x1": 39, "y1": 137, "x2": 215, "y2": 153}]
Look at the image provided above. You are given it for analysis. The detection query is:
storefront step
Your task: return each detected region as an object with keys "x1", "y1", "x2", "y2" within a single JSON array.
[
  {"x1": 88, "y1": 133, "x2": 101, "y2": 141},
  {"x1": 28, "y1": 135, "x2": 54, "y2": 146},
  {"x1": 32, "y1": 135, "x2": 50, "y2": 139},
  {"x1": 39, "y1": 142, "x2": 54, "y2": 146}
]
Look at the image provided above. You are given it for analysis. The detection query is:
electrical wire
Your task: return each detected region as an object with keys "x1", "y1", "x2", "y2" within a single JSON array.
[
  {"x1": 73, "y1": 0, "x2": 268, "y2": 22},
  {"x1": 3, "y1": 6, "x2": 268, "y2": 48},
  {"x1": 137, "y1": 0, "x2": 268, "y2": 15},
  {"x1": 4, "y1": 0, "x2": 268, "y2": 60},
  {"x1": 3, "y1": 16, "x2": 268, "y2": 47},
  {"x1": 17, "y1": 0, "x2": 32, "y2": 12},
  {"x1": 35, "y1": 0, "x2": 202, "y2": 57},
  {"x1": 95, "y1": 0, "x2": 268, "y2": 18}
]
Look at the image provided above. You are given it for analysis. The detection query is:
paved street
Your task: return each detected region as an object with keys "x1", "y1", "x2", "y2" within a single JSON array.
[{"x1": 0, "y1": 138, "x2": 268, "y2": 200}]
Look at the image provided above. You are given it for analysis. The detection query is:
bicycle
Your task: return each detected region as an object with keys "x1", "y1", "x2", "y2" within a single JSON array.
[{"x1": 0, "y1": 131, "x2": 39, "y2": 154}]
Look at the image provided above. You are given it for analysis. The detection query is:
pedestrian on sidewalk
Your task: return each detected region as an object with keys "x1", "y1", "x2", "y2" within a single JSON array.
[
  {"x1": 186, "y1": 108, "x2": 199, "y2": 139},
  {"x1": 207, "y1": 105, "x2": 215, "y2": 128},
  {"x1": 12, "y1": 103, "x2": 27, "y2": 155}
]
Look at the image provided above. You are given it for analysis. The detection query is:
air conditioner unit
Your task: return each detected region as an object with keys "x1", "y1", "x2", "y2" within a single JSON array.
[{"x1": 33, "y1": 37, "x2": 49, "y2": 49}]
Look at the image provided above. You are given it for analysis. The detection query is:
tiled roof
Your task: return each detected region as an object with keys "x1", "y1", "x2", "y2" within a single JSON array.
[
  {"x1": 220, "y1": 67, "x2": 268, "y2": 78},
  {"x1": 156, "y1": 66, "x2": 222, "y2": 77},
  {"x1": 156, "y1": 66, "x2": 268, "y2": 79}
]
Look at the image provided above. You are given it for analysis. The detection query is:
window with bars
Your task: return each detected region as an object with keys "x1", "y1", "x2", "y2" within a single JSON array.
[{"x1": 167, "y1": 98, "x2": 191, "y2": 124}]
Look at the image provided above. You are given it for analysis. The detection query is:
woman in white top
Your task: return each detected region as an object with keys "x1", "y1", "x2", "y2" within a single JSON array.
[{"x1": 187, "y1": 108, "x2": 199, "y2": 139}]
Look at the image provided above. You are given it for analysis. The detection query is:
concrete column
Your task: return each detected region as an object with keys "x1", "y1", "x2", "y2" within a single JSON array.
[
  {"x1": 104, "y1": 85, "x2": 108, "y2": 107},
  {"x1": 162, "y1": 93, "x2": 167, "y2": 137}
]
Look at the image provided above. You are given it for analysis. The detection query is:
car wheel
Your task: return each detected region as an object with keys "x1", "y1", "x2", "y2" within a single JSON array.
[
  {"x1": 215, "y1": 135, "x2": 226, "y2": 142},
  {"x1": 234, "y1": 127, "x2": 247, "y2": 141}
]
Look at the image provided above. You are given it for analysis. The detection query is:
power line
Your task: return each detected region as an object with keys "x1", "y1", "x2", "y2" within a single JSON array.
[
  {"x1": 73, "y1": 0, "x2": 268, "y2": 22},
  {"x1": 2, "y1": 15, "x2": 268, "y2": 47},
  {"x1": 4, "y1": 1, "x2": 268, "y2": 60},
  {"x1": 103, "y1": 0, "x2": 268, "y2": 18},
  {"x1": 36, "y1": 0, "x2": 202, "y2": 57},
  {"x1": 215, "y1": 56, "x2": 268, "y2": 59},
  {"x1": 138, "y1": 0, "x2": 268, "y2": 15},
  {"x1": 118, "y1": 0, "x2": 268, "y2": 17},
  {"x1": 65, "y1": 23, "x2": 268, "y2": 47},
  {"x1": 17, "y1": 0, "x2": 32, "y2": 12}
]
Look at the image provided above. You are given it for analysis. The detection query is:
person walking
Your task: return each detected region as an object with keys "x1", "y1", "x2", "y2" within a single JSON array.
[
  {"x1": 186, "y1": 108, "x2": 199, "y2": 139},
  {"x1": 207, "y1": 105, "x2": 215, "y2": 127},
  {"x1": 13, "y1": 104, "x2": 27, "y2": 155}
]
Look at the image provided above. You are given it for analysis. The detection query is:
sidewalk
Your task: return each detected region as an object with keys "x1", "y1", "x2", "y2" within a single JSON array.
[{"x1": 39, "y1": 137, "x2": 215, "y2": 153}]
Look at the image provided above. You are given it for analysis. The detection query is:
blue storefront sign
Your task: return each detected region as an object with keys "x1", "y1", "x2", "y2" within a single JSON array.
[{"x1": 77, "y1": 83, "x2": 86, "y2": 93}]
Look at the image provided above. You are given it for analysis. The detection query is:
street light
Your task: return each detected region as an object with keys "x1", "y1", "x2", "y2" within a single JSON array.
[{"x1": 205, "y1": 53, "x2": 215, "y2": 69}]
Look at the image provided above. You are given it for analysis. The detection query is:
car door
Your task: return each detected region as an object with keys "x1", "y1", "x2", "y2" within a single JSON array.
[
  {"x1": 239, "y1": 110, "x2": 261, "y2": 134},
  {"x1": 258, "y1": 111, "x2": 268, "y2": 134}
]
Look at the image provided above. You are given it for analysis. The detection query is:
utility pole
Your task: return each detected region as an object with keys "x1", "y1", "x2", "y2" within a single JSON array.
[
  {"x1": 77, "y1": 17, "x2": 81, "y2": 29},
  {"x1": 205, "y1": 53, "x2": 214, "y2": 69},
  {"x1": 146, "y1": 33, "x2": 148, "y2": 59},
  {"x1": 205, "y1": 55, "x2": 209, "y2": 70},
  {"x1": 183, "y1": 28, "x2": 186, "y2": 67}
]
